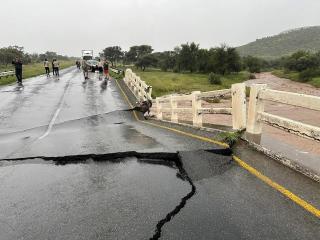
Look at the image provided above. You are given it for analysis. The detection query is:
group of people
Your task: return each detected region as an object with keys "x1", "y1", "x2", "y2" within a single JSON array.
[
  {"x1": 81, "y1": 58, "x2": 109, "y2": 82},
  {"x1": 44, "y1": 59, "x2": 60, "y2": 77},
  {"x1": 12, "y1": 57, "x2": 108, "y2": 87}
]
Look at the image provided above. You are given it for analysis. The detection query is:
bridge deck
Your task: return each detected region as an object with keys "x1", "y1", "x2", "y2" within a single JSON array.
[{"x1": 0, "y1": 68, "x2": 318, "y2": 239}]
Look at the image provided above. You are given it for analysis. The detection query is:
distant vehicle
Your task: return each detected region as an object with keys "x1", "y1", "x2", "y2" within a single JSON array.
[
  {"x1": 82, "y1": 50, "x2": 93, "y2": 61},
  {"x1": 86, "y1": 59, "x2": 99, "y2": 72},
  {"x1": 82, "y1": 50, "x2": 98, "y2": 71}
]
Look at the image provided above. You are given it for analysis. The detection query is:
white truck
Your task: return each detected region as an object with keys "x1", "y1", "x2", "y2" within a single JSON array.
[
  {"x1": 82, "y1": 50, "x2": 99, "y2": 72},
  {"x1": 82, "y1": 50, "x2": 93, "y2": 61}
]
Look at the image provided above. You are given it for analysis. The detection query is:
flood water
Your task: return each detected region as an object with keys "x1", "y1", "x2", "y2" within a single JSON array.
[{"x1": 0, "y1": 157, "x2": 190, "y2": 240}]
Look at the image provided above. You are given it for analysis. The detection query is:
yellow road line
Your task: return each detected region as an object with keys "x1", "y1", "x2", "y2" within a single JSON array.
[
  {"x1": 233, "y1": 155, "x2": 320, "y2": 218},
  {"x1": 115, "y1": 78, "x2": 320, "y2": 218}
]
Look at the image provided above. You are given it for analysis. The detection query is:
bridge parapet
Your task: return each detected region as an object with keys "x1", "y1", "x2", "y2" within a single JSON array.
[
  {"x1": 124, "y1": 69, "x2": 152, "y2": 101},
  {"x1": 247, "y1": 84, "x2": 320, "y2": 142},
  {"x1": 153, "y1": 83, "x2": 246, "y2": 130}
]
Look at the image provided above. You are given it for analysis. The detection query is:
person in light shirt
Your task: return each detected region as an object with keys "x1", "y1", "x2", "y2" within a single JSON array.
[
  {"x1": 44, "y1": 58, "x2": 50, "y2": 77},
  {"x1": 53, "y1": 59, "x2": 60, "y2": 77}
]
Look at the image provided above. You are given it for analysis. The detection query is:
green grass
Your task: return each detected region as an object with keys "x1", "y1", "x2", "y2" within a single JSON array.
[
  {"x1": 132, "y1": 68, "x2": 250, "y2": 97},
  {"x1": 272, "y1": 69, "x2": 320, "y2": 88},
  {"x1": 272, "y1": 69, "x2": 300, "y2": 81},
  {"x1": 216, "y1": 130, "x2": 245, "y2": 148},
  {"x1": 309, "y1": 77, "x2": 320, "y2": 88},
  {"x1": 0, "y1": 61, "x2": 74, "y2": 86}
]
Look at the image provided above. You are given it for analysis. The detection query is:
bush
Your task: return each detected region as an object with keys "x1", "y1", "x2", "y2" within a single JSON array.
[
  {"x1": 299, "y1": 68, "x2": 320, "y2": 82},
  {"x1": 243, "y1": 55, "x2": 262, "y2": 73},
  {"x1": 249, "y1": 73, "x2": 256, "y2": 79},
  {"x1": 173, "y1": 66, "x2": 180, "y2": 73},
  {"x1": 208, "y1": 72, "x2": 222, "y2": 85},
  {"x1": 284, "y1": 51, "x2": 319, "y2": 72}
]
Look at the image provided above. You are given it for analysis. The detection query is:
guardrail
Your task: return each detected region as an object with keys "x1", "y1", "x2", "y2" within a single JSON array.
[
  {"x1": 247, "y1": 84, "x2": 320, "y2": 141},
  {"x1": 124, "y1": 69, "x2": 152, "y2": 101},
  {"x1": 153, "y1": 83, "x2": 247, "y2": 130},
  {"x1": 0, "y1": 70, "x2": 14, "y2": 78}
]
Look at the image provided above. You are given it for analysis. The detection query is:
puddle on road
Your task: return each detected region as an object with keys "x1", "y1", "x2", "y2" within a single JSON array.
[{"x1": 0, "y1": 156, "x2": 191, "y2": 240}]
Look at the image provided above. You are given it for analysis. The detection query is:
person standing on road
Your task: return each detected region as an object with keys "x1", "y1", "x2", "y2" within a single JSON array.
[
  {"x1": 44, "y1": 58, "x2": 50, "y2": 77},
  {"x1": 98, "y1": 59, "x2": 104, "y2": 80},
  {"x1": 53, "y1": 59, "x2": 60, "y2": 77},
  {"x1": 82, "y1": 59, "x2": 89, "y2": 80},
  {"x1": 103, "y1": 60, "x2": 109, "y2": 80},
  {"x1": 51, "y1": 59, "x2": 55, "y2": 76},
  {"x1": 12, "y1": 57, "x2": 23, "y2": 86}
]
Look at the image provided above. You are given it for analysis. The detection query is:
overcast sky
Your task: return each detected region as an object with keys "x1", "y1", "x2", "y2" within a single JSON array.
[{"x1": 0, "y1": 0, "x2": 319, "y2": 56}]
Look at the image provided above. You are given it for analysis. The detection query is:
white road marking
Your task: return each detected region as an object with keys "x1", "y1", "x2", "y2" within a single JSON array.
[
  {"x1": 38, "y1": 108, "x2": 61, "y2": 140},
  {"x1": 38, "y1": 78, "x2": 72, "y2": 140}
]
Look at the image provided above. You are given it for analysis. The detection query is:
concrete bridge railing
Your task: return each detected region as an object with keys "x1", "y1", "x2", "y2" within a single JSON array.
[
  {"x1": 247, "y1": 84, "x2": 320, "y2": 142},
  {"x1": 0, "y1": 70, "x2": 14, "y2": 78},
  {"x1": 153, "y1": 83, "x2": 247, "y2": 130},
  {"x1": 124, "y1": 69, "x2": 152, "y2": 101},
  {"x1": 122, "y1": 69, "x2": 320, "y2": 140}
]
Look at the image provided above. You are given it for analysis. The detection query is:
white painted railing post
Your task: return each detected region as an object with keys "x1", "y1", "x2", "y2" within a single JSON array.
[
  {"x1": 231, "y1": 83, "x2": 247, "y2": 130},
  {"x1": 148, "y1": 86, "x2": 152, "y2": 100},
  {"x1": 170, "y1": 95, "x2": 178, "y2": 123},
  {"x1": 192, "y1": 91, "x2": 202, "y2": 127},
  {"x1": 247, "y1": 84, "x2": 267, "y2": 134},
  {"x1": 156, "y1": 97, "x2": 163, "y2": 120}
]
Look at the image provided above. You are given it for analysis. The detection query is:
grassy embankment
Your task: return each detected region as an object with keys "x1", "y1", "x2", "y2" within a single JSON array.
[
  {"x1": 0, "y1": 61, "x2": 74, "y2": 86},
  {"x1": 272, "y1": 69, "x2": 320, "y2": 88},
  {"x1": 128, "y1": 68, "x2": 250, "y2": 98}
]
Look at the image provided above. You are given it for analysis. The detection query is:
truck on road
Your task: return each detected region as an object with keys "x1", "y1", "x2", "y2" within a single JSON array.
[{"x1": 82, "y1": 50, "x2": 93, "y2": 60}]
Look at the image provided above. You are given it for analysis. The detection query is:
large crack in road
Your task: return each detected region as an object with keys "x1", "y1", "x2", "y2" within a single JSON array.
[{"x1": 0, "y1": 149, "x2": 232, "y2": 240}]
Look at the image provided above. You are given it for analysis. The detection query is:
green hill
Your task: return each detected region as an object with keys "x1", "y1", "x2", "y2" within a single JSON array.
[{"x1": 237, "y1": 26, "x2": 320, "y2": 59}]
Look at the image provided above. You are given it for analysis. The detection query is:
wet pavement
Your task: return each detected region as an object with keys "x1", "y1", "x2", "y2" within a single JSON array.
[
  {"x1": 0, "y1": 68, "x2": 214, "y2": 159},
  {"x1": 0, "y1": 68, "x2": 319, "y2": 239},
  {"x1": 0, "y1": 157, "x2": 190, "y2": 240}
]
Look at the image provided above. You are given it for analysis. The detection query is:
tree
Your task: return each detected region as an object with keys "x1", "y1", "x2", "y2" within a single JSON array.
[
  {"x1": 177, "y1": 42, "x2": 199, "y2": 72},
  {"x1": 208, "y1": 45, "x2": 241, "y2": 75},
  {"x1": 158, "y1": 51, "x2": 176, "y2": 71},
  {"x1": 197, "y1": 49, "x2": 210, "y2": 72},
  {"x1": 135, "y1": 54, "x2": 158, "y2": 71},
  {"x1": 102, "y1": 46, "x2": 124, "y2": 66},
  {"x1": 124, "y1": 45, "x2": 153, "y2": 64},
  {"x1": 0, "y1": 46, "x2": 24, "y2": 66},
  {"x1": 284, "y1": 51, "x2": 319, "y2": 72},
  {"x1": 243, "y1": 55, "x2": 262, "y2": 73}
]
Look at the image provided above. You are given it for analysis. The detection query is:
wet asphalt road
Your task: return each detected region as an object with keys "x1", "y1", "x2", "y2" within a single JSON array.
[{"x1": 0, "y1": 68, "x2": 319, "y2": 240}]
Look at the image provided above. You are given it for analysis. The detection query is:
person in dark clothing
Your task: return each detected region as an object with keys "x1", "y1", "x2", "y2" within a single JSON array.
[
  {"x1": 12, "y1": 58, "x2": 23, "y2": 86},
  {"x1": 51, "y1": 60, "x2": 55, "y2": 76}
]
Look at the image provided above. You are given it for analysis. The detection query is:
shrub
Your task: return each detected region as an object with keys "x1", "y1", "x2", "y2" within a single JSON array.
[
  {"x1": 208, "y1": 72, "x2": 222, "y2": 85},
  {"x1": 217, "y1": 129, "x2": 245, "y2": 148},
  {"x1": 284, "y1": 51, "x2": 319, "y2": 72},
  {"x1": 299, "y1": 68, "x2": 320, "y2": 82},
  {"x1": 173, "y1": 66, "x2": 180, "y2": 73},
  {"x1": 249, "y1": 73, "x2": 256, "y2": 79},
  {"x1": 243, "y1": 55, "x2": 262, "y2": 73}
]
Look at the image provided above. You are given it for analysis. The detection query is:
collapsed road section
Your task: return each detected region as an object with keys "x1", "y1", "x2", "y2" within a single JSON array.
[
  {"x1": 0, "y1": 150, "x2": 232, "y2": 240},
  {"x1": 1, "y1": 149, "x2": 319, "y2": 240}
]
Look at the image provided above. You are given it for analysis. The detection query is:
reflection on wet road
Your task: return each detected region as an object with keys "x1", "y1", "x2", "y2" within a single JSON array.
[{"x1": 0, "y1": 68, "x2": 214, "y2": 159}]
